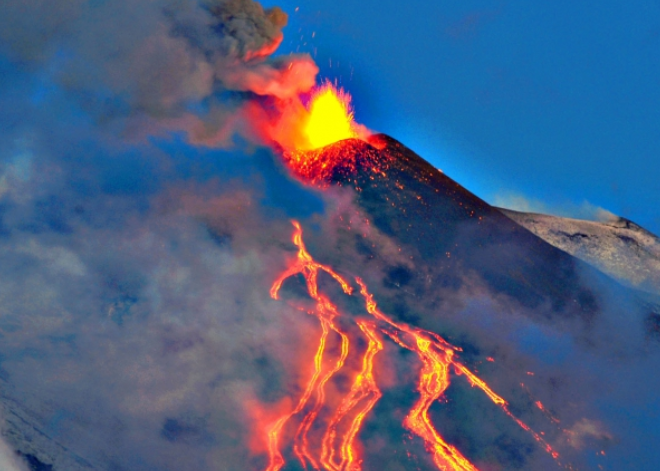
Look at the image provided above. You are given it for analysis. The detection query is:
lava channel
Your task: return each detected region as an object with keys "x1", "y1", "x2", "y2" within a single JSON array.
[{"x1": 259, "y1": 221, "x2": 563, "y2": 471}]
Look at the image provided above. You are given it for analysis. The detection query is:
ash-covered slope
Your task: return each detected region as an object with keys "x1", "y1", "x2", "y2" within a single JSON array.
[
  {"x1": 298, "y1": 134, "x2": 611, "y2": 319},
  {"x1": 1, "y1": 132, "x2": 658, "y2": 471},
  {"x1": 500, "y1": 209, "x2": 660, "y2": 296}
]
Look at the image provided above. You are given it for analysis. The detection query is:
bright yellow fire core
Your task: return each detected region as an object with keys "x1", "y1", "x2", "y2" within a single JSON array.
[{"x1": 303, "y1": 84, "x2": 357, "y2": 150}]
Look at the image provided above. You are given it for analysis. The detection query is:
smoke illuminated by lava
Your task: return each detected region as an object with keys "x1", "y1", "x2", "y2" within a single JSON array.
[
  {"x1": 257, "y1": 221, "x2": 562, "y2": 471},
  {"x1": 303, "y1": 84, "x2": 359, "y2": 150},
  {"x1": 271, "y1": 82, "x2": 370, "y2": 154}
]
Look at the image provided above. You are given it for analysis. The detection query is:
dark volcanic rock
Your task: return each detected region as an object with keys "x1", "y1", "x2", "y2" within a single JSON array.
[{"x1": 305, "y1": 134, "x2": 625, "y2": 319}]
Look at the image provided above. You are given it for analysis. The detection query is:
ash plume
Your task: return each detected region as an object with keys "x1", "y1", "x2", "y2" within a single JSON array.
[
  {"x1": 0, "y1": 0, "x2": 318, "y2": 144},
  {"x1": 0, "y1": 0, "x2": 328, "y2": 468}
]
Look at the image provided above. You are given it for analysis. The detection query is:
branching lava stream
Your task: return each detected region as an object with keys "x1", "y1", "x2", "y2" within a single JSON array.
[{"x1": 262, "y1": 221, "x2": 561, "y2": 471}]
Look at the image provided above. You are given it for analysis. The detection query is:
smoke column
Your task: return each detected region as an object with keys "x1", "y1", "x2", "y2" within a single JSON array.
[{"x1": 0, "y1": 0, "x2": 321, "y2": 147}]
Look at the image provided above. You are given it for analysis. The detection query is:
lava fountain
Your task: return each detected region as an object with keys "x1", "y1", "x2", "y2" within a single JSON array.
[
  {"x1": 271, "y1": 82, "x2": 372, "y2": 183},
  {"x1": 259, "y1": 221, "x2": 562, "y2": 471},
  {"x1": 259, "y1": 83, "x2": 565, "y2": 470},
  {"x1": 302, "y1": 83, "x2": 359, "y2": 150}
]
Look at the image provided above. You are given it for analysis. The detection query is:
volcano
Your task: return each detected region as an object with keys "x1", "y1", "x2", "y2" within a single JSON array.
[
  {"x1": 252, "y1": 133, "x2": 660, "y2": 471},
  {"x1": 4, "y1": 0, "x2": 659, "y2": 469},
  {"x1": 2, "y1": 132, "x2": 659, "y2": 471}
]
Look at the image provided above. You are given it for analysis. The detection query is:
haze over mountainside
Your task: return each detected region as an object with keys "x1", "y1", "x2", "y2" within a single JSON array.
[
  {"x1": 288, "y1": 134, "x2": 631, "y2": 319},
  {"x1": 1, "y1": 0, "x2": 659, "y2": 469},
  {"x1": 274, "y1": 133, "x2": 660, "y2": 471},
  {"x1": 499, "y1": 209, "x2": 660, "y2": 296},
  {"x1": 1, "y1": 130, "x2": 659, "y2": 471}
]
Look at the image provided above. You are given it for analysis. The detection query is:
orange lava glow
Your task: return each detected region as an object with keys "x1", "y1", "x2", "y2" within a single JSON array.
[
  {"x1": 321, "y1": 320, "x2": 383, "y2": 471},
  {"x1": 260, "y1": 221, "x2": 562, "y2": 471},
  {"x1": 304, "y1": 84, "x2": 358, "y2": 150},
  {"x1": 271, "y1": 82, "x2": 369, "y2": 156}
]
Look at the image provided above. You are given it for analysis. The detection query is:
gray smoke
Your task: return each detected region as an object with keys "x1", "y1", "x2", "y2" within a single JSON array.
[
  {"x1": 0, "y1": 0, "x2": 317, "y2": 144},
  {"x1": 0, "y1": 435, "x2": 27, "y2": 471}
]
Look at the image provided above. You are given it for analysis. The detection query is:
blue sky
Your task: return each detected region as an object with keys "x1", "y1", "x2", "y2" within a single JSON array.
[{"x1": 267, "y1": 0, "x2": 660, "y2": 234}]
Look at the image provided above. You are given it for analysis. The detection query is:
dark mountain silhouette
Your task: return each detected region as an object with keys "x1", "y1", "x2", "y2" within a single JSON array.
[{"x1": 290, "y1": 134, "x2": 650, "y2": 323}]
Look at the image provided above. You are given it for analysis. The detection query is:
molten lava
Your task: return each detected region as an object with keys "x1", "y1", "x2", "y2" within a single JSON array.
[
  {"x1": 272, "y1": 82, "x2": 371, "y2": 183},
  {"x1": 273, "y1": 82, "x2": 364, "y2": 153},
  {"x1": 303, "y1": 84, "x2": 358, "y2": 150},
  {"x1": 259, "y1": 221, "x2": 563, "y2": 471}
]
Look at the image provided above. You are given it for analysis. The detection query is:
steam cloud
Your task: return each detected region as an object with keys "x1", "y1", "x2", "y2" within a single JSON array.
[
  {"x1": 0, "y1": 436, "x2": 27, "y2": 471},
  {"x1": 1, "y1": 1, "x2": 659, "y2": 470}
]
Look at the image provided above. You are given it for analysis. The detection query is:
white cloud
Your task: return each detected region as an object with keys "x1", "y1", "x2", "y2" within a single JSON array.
[
  {"x1": 566, "y1": 418, "x2": 613, "y2": 450},
  {"x1": 0, "y1": 436, "x2": 28, "y2": 471},
  {"x1": 492, "y1": 191, "x2": 616, "y2": 222}
]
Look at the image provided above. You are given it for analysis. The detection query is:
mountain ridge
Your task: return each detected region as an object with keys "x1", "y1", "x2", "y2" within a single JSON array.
[
  {"x1": 499, "y1": 208, "x2": 660, "y2": 296},
  {"x1": 301, "y1": 134, "x2": 620, "y2": 321}
]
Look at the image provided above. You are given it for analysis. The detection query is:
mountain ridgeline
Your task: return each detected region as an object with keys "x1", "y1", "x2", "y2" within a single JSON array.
[{"x1": 291, "y1": 134, "x2": 636, "y2": 324}]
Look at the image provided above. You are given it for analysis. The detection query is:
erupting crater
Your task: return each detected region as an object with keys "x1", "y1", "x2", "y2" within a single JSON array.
[
  {"x1": 302, "y1": 83, "x2": 360, "y2": 150},
  {"x1": 257, "y1": 82, "x2": 592, "y2": 471},
  {"x1": 273, "y1": 82, "x2": 374, "y2": 184}
]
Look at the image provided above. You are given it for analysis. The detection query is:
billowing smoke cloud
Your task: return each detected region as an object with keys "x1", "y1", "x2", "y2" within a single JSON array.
[
  {"x1": 0, "y1": 139, "x2": 424, "y2": 469},
  {"x1": 0, "y1": 1, "x2": 326, "y2": 467},
  {"x1": 0, "y1": 0, "x2": 318, "y2": 146}
]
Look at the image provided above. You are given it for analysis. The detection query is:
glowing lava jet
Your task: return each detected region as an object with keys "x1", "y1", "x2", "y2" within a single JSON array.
[
  {"x1": 261, "y1": 221, "x2": 561, "y2": 471},
  {"x1": 302, "y1": 83, "x2": 359, "y2": 150},
  {"x1": 272, "y1": 82, "x2": 371, "y2": 182}
]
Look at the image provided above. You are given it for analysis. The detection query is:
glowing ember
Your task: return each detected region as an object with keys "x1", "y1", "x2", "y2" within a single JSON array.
[
  {"x1": 260, "y1": 221, "x2": 562, "y2": 471},
  {"x1": 268, "y1": 81, "x2": 377, "y2": 185}
]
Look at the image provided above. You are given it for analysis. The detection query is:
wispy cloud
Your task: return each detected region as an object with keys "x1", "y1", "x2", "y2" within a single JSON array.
[{"x1": 492, "y1": 191, "x2": 616, "y2": 222}]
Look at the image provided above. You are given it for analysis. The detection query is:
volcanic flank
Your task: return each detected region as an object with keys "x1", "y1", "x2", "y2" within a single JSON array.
[
  {"x1": 255, "y1": 121, "x2": 660, "y2": 471},
  {"x1": 250, "y1": 83, "x2": 660, "y2": 471},
  {"x1": 261, "y1": 220, "x2": 561, "y2": 471},
  {"x1": 282, "y1": 133, "x2": 605, "y2": 319}
]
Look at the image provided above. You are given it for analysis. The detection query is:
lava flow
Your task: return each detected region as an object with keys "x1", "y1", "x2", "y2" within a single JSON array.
[{"x1": 260, "y1": 221, "x2": 562, "y2": 471}]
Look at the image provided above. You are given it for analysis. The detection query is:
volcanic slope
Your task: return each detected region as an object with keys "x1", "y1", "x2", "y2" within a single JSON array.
[
  {"x1": 286, "y1": 134, "x2": 645, "y2": 321},
  {"x1": 499, "y1": 208, "x2": 660, "y2": 296}
]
